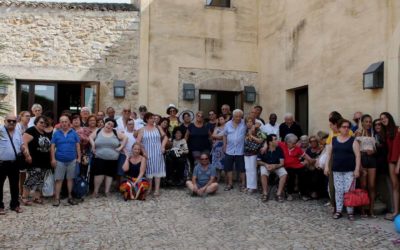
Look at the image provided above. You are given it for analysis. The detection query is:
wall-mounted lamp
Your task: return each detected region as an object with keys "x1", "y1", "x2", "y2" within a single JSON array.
[
  {"x1": 183, "y1": 83, "x2": 195, "y2": 100},
  {"x1": 363, "y1": 61, "x2": 384, "y2": 89},
  {"x1": 244, "y1": 86, "x2": 256, "y2": 103},
  {"x1": 0, "y1": 85, "x2": 8, "y2": 96},
  {"x1": 113, "y1": 80, "x2": 126, "y2": 98}
]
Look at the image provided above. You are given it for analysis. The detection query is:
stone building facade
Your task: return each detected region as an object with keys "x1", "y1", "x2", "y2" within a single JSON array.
[
  {"x1": 1, "y1": 0, "x2": 400, "y2": 133},
  {"x1": 0, "y1": 1, "x2": 140, "y2": 117}
]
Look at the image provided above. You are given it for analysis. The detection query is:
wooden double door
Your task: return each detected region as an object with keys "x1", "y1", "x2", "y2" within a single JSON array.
[{"x1": 17, "y1": 80, "x2": 99, "y2": 118}]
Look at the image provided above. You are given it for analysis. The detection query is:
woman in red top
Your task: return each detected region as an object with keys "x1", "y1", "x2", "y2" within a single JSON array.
[
  {"x1": 380, "y1": 112, "x2": 400, "y2": 221},
  {"x1": 279, "y1": 133, "x2": 312, "y2": 201}
]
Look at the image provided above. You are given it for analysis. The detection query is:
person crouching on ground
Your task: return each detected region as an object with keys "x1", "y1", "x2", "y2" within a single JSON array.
[{"x1": 186, "y1": 153, "x2": 218, "y2": 196}]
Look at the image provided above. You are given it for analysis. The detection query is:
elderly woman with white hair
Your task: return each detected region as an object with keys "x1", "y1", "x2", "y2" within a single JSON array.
[
  {"x1": 80, "y1": 107, "x2": 91, "y2": 127},
  {"x1": 28, "y1": 103, "x2": 42, "y2": 128},
  {"x1": 223, "y1": 109, "x2": 247, "y2": 191},
  {"x1": 278, "y1": 133, "x2": 312, "y2": 201},
  {"x1": 279, "y1": 113, "x2": 303, "y2": 140}
]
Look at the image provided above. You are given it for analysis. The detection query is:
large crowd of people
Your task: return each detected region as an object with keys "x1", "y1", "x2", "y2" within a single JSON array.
[{"x1": 1, "y1": 103, "x2": 400, "y2": 222}]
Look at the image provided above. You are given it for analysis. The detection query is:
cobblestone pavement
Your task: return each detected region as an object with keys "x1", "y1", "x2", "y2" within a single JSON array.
[{"x1": 0, "y1": 185, "x2": 399, "y2": 249}]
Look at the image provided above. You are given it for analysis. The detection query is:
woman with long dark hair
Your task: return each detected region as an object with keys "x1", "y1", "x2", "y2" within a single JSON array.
[
  {"x1": 355, "y1": 114, "x2": 377, "y2": 217},
  {"x1": 380, "y1": 112, "x2": 400, "y2": 221}
]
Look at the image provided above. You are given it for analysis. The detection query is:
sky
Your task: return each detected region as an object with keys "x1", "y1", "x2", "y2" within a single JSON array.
[{"x1": 25, "y1": 0, "x2": 131, "y2": 3}]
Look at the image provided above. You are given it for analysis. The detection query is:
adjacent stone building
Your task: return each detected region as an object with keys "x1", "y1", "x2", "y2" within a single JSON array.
[
  {"x1": 0, "y1": 0, "x2": 140, "y2": 117},
  {"x1": 1, "y1": 0, "x2": 400, "y2": 133}
]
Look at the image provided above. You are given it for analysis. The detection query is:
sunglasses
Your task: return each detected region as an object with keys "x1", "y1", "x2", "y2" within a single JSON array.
[{"x1": 7, "y1": 120, "x2": 16, "y2": 123}]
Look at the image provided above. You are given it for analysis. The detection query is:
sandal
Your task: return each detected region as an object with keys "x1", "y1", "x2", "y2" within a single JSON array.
[
  {"x1": 384, "y1": 213, "x2": 397, "y2": 221},
  {"x1": 68, "y1": 198, "x2": 78, "y2": 206},
  {"x1": 11, "y1": 207, "x2": 23, "y2": 213},
  {"x1": 348, "y1": 214, "x2": 355, "y2": 221},
  {"x1": 261, "y1": 194, "x2": 269, "y2": 202},
  {"x1": 33, "y1": 198, "x2": 43, "y2": 205},
  {"x1": 332, "y1": 212, "x2": 342, "y2": 219},
  {"x1": 275, "y1": 194, "x2": 284, "y2": 202},
  {"x1": 20, "y1": 197, "x2": 32, "y2": 206},
  {"x1": 52, "y1": 199, "x2": 61, "y2": 207},
  {"x1": 224, "y1": 185, "x2": 233, "y2": 191}
]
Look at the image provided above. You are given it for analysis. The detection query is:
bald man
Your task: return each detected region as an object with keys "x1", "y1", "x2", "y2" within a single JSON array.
[{"x1": 0, "y1": 114, "x2": 24, "y2": 214}]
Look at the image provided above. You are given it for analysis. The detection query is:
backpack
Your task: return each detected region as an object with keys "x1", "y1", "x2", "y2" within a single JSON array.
[{"x1": 73, "y1": 163, "x2": 90, "y2": 199}]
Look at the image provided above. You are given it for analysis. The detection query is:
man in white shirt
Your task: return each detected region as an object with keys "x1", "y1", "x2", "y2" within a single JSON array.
[
  {"x1": 134, "y1": 105, "x2": 147, "y2": 130},
  {"x1": 116, "y1": 106, "x2": 131, "y2": 132},
  {"x1": 261, "y1": 113, "x2": 279, "y2": 137}
]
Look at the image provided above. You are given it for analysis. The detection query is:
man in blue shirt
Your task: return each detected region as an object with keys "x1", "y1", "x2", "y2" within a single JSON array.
[
  {"x1": 223, "y1": 109, "x2": 246, "y2": 191},
  {"x1": 186, "y1": 153, "x2": 218, "y2": 196},
  {"x1": 257, "y1": 134, "x2": 287, "y2": 202},
  {"x1": 0, "y1": 114, "x2": 23, "y2": 214},
  {"x1": 50, "y1": 115, "x2": 81, "y2": 206}
]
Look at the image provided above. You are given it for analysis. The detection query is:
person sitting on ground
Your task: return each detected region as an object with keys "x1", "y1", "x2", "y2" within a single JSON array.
[
  {"x1": 120, "y1": 143, "x2": 149, "y2": 200},
  {"x1": 257, "y1": 134, "x2": 287, "y2": 202},
  {"x1": 186, "y1": 153, "x2": 218, "y2": 196}
]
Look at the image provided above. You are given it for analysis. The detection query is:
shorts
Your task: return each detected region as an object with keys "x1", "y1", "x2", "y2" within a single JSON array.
[
  {"x1": 361, "y1": 152, "x2": 377, "y2": 168},
  {"x1": 92, "y1": 157, "x2": 118, "y2": 177},
  {"x1": 260, "y1": 165, "x2": 287, "y2": 177},
  {"x1": 224, "y1": 154, "x2": 245, "y2": 173},
  {"x1": 54, "y1": 160, "x2": 76, "y2": 180}
]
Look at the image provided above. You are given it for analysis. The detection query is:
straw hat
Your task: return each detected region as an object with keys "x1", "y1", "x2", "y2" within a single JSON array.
[{"x1": 166, "y1": 104, "x2": 179, "y2": 115}]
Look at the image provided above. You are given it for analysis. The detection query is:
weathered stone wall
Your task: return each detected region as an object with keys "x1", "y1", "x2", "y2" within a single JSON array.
[
  {"x1": 258, "y1": 0, "x2": 400, "y2": 133},
  {"x1": 178, "y1": 67, "x2": 257, "y2": 113},
  {"x1": 0, "y1": 5, "x2": 139, "y2": 115}
]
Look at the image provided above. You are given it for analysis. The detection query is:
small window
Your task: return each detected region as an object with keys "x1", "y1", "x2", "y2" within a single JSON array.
[{"x1": 206, "y1": 0, "x2": 231, "y2": 8}]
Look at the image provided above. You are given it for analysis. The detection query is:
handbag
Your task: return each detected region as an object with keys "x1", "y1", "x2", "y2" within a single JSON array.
[
  {"x1": 5, "y1": 127, "x2": 25, "y2": 170},
  {"x1": 344, "y1": 180, "x2": 370, "y2": 207},
  {"x1": 42, "y1": 170, "x2": 55, "y2": 197}
]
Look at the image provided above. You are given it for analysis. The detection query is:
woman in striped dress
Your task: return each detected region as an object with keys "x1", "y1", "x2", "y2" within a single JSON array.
[{"x1": 136, "y1": 112, "x2": 168, "y2": 197}]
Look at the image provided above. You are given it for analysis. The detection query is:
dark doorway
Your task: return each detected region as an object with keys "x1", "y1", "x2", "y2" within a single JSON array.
[
  {"x1": 57, "y1": 83, "x2": 81, "y2": 116},
  {"x1": 295, "y1": 87, "x2": 308, "y2": 134},
  {"x1": 199, "y1": 90, "x2": 242, "y2": 116}
]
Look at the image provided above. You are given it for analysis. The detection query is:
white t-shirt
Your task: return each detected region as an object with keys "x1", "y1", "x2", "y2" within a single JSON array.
[
  {"x1": 260, "y1": 123, "x2": 279, "y2": 136},
  {"x1": 123, "y1": 131, "x2": 136, "y2": 156},
  {"x1": 134, "y1": 118, "x2": 145, "y2": 130},
  {"x1": 28, "y1": 117, "x2": 36, "y2": 128},
  {"x1": 116, "y1": 117, "x2": 128, "y2": 132}
]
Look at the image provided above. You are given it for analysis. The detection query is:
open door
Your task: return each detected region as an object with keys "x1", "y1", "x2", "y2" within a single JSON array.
[{"x1": 81, "y1": 82, "x2": 99, "y2": 113}]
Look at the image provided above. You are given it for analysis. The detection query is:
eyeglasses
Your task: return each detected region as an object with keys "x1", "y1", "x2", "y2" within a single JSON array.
[
  {"x1": 38, "y1": 121, "x2": 45, "y2": 124},
  {"x1": 169, "y1": 109, "x2": 177, "y2": 113},
  {"x1": 123, "y1": 110, "x2": 131, "y2": 113},
  {"x1": 309, "y1": 140, "x2": 318, "y2": 143},
  {"x1": 200, "y1": 158, "x2": 209, "y2": 160},
  {"x1": 7, "y1": 120, "x2": 16, "y2": 123},
  {"x1": 341, "y1": 126, "x2": 350, "y2": 129}
]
